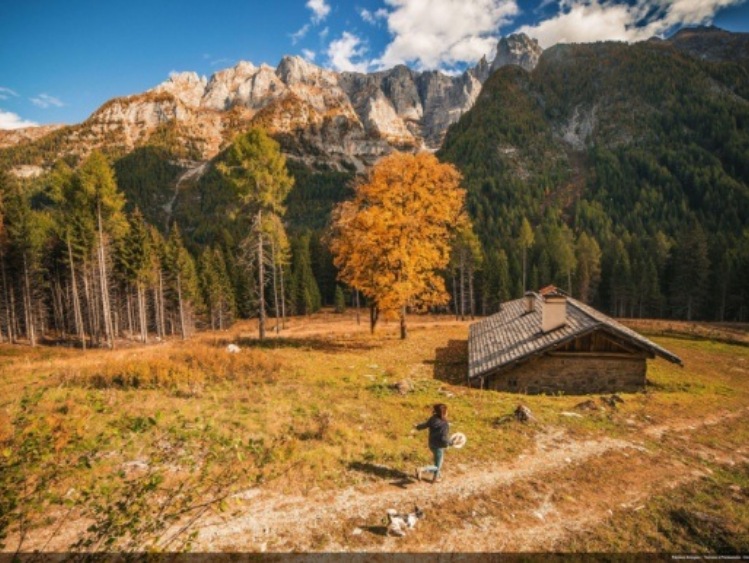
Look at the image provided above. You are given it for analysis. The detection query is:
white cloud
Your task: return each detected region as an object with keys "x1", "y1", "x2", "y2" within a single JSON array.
[
  {"x1": 320, "y1": 26, "x2": 330, "y2": 40},
  {"x1": 307, "y1": 0, "x2": 331, "y2": 23},
  {"x1": 301, "y1": 48, "x2": 317, "y2": 61},
  {"x1": 360, "y1": 7, "x2": 388, "y2": 24},
  {"x1": 516, "y1": 0, "x2": 745, "y2": 49},
  {"x1": 0, "y1": 109, "x2": 38, "y2": 130},
  {"x1": 326, "y1": 32, "x2": 372, "y2": 72},
  {"x1": 376, "y1": 0, "x2": 520, "y2": 70},
  {"x1": 30, "y1": 93, "x2": 64, "y2": 109},
  {"x1": 0, "y1": 87, "x2": 19, "y2": 101},
  {"x1": 291, "y1": 23, "x2": 311, "y2": 44}
]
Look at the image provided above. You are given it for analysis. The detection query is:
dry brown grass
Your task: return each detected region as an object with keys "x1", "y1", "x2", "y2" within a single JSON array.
[{"x1": 2, "y1": 311, "x2": 749, "y2": 553}]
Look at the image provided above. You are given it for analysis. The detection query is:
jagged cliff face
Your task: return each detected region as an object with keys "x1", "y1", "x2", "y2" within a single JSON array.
[
  {"x1": 491, "y1": 33, "x2": 544, "y2": 72},
  {"x1": 2, "y1": 34, "x2": 543, "y2": 171}
]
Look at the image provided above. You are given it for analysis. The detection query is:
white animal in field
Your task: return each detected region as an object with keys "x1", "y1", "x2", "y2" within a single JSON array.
[
  {"x1": 386, "y1": 507, "x2": 424, "y2": 537},
  {"x1": 226, "y1": 344, "x2": 241, "y2": 353}
]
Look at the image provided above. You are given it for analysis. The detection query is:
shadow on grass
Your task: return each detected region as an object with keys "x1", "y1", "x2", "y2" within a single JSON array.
[
  {"x1": 430, "y1": 339, "x2": 469, "y2": 386},
  {"x1": 361, "y1": 525, "x2": 389, "y2": 537},
  {"x1": 348, "y1": 461, "x2": 415, "y2": 489},
  {"x1": 211, "y1": 336, "x2": 377, "y2": 353}
]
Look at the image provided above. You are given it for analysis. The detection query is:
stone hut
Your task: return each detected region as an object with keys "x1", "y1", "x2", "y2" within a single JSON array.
[{"x1": 468, "y1": 286, "x2": 682, "y2": 394}]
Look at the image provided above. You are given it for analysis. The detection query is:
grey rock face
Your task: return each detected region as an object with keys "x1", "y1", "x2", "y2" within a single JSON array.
[
  {"x1": 491, "y1": 33, "x2": 543, "y2": 72},
  {"x1": 25, "y1": 34, "x2": 545, "y2": 167}
]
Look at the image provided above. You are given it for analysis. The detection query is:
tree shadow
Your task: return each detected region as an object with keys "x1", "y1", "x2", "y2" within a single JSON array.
[
  {"x1": 211, "y1": 336, "x2": 377, "y2": 353},
  {"x1": 348, "y1": 461, "x2": 415, "y2": 489},
  {"x1": 430, "y1": 339, "x2": 468, "y2": 386}
]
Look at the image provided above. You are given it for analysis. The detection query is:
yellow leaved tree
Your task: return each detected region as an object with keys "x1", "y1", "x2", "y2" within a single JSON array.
[{"x1": 329, "y1": 152, "x2": 465, "y2": 339}]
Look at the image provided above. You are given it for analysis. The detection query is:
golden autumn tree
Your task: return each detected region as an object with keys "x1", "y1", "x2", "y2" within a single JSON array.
[{"x1": 329, "y1": 152, "x2": 465, "y2": 339}]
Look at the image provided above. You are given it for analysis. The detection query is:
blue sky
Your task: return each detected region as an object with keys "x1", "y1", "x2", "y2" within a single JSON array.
[{"x1": 1, "y1": 0, "x2": 748, "y2": 129}]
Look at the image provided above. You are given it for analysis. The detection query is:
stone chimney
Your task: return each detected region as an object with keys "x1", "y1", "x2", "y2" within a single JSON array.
[
  {"x1": 542, "y1": 293, "x2": 567, "y2": 332},
  {"x1": 524, "y1": 291, "x2": 535, "y2": 314}
]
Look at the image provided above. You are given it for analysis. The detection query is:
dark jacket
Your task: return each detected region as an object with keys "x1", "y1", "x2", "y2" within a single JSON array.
[{"x1": 416, "y1": 415, "x2": 450, "y2": 449}]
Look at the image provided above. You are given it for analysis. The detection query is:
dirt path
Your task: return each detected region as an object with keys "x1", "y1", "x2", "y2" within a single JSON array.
[{"x1": 193, "y1": 408, "x2": 749, "y2": 552}]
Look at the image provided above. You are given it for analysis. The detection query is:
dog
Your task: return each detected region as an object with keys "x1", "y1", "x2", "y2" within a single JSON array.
[{"x1": 386, "y1": 506, "x2": 424, "y2": 537}]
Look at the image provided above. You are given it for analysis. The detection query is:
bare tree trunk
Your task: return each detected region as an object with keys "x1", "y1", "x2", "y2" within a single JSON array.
[
  {"x1": 83, "y1": 266, "x2": 98, "y2": 346},
  {"x1": 399, "y1": 305, "x2": 407, "y2": 340},
  {"x1": 22, "y1": 253, "x2": 37, "y2": 347},
  {"x1": 459, "y1": 259, "x2": 466, "y2": 321},
  {"x1": 137, "y1": 282, "x2": 147, "y2": 344},
  {"x1": 369, "y1": 304, "x2": 378, "y2": 334},
  {"x1": 271, "y1": 240, "x2": 280, "y2": 334},
  {"x1": 452, "y1": 272, "x2": 458, "y2": 320},
  {"x1": 177, "y1": 274, "x2": 186, "y2": 340},
  {"x1": 126, "y1": 287, "x2": 134, "y2": 339},
  {"x1": 96, "y1": 203, "x2": 115, "y2": 349},
  {"x1": 157, "y1": 269, "x2": 166, "y2": 339},
  {"x1": 257, "y1": 209, "x2": 266, "y2": 341},
  {"x1": 279, "y1": 260, "x2": 287, "y2": 331},
  {"x1": 354, "y1": 289, "x2": 360, "y2": 326},
  {"x1": 469, "y1": 264, "x2": 475, "y2": 320},
  {"x1": 0, "y1": 249, "x2": 10, "y2": 343},
  {"x1": 67, "y1": 249, "x2": 84, "y2": 349},
  {"x1": 52, "y1": 273, "x2": 65, "y2": 339}
]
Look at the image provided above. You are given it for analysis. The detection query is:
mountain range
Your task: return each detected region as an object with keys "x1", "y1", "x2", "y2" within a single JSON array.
[
  {"x1": 1, "y1": 26, "x2": 748, "y2": 322},
  {"x1": 0, "y1": 33, "x2": 542, "y2": 174}
]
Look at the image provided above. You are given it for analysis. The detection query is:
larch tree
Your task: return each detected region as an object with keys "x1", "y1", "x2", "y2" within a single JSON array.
[
  {"x1": 329, "y1": 152, "x2": 465, "y2": 339},
  {"x1": 76, "y1": 151, "x2": 127, "y2": 349},
  {"x1": 217, "y1": 129, "x2": 293, "y2": 340}
]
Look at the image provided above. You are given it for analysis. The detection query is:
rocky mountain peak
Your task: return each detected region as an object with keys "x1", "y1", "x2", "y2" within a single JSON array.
[
  {"x1": 491, "y1": 33, "x2": 543, "y2": 72},
  {"x1": 154, "y1": 71, "x2": 207, "y2": 107},
  {"x1": 276, "y1": 56, "x2": 337, "y2": 87}
]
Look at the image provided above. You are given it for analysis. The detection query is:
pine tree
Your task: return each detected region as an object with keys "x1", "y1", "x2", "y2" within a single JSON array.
[
  {"x1": 164, "y1": 225, "x2": 200, "y2": 339},
  {"x1": 217, "y1": 128, "x2": 293, "y2": 340},
  {"x1": 289, "y1": 233, "x2": 321, "y2": 316},
  {"x1": 76, "y1": 151, "x2": 127, "y2": 349},
  {"x1": 120, "y1": 209, "x2": 152, "y2": 342},
  {"x1": 670, "y1": 223, "x2": 710, "y2": 320}
]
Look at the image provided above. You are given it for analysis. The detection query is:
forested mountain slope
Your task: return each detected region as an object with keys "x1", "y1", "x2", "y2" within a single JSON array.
[{"x1": 439, "y1": 30, "x2": 749, "y2": 321}]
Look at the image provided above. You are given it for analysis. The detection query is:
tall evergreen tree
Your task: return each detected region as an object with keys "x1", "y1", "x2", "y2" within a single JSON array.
[
  {"x1": 670, "y1": 223, "x2": 710, "y2": 321},
  {"x1": 76, "y1": 151, "x2": 127, "y2": 349},
  {"x1": 217, "y1": 128, "x2": 293, "y2": 340}
]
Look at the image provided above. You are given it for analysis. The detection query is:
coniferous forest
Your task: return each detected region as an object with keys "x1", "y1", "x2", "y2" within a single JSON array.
[{"x1": 1, "y1": 36, "x2": 748, "y2": 347}]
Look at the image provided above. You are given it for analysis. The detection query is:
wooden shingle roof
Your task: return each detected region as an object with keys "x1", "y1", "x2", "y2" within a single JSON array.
[{"x1": 468, "y1": 292, "x2": 682, "y2": 380}]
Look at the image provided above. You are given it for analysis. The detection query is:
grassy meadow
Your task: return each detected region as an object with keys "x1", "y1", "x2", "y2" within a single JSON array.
[{"x1": 1, "y1": 310, "x2": 748, "y2": 552}]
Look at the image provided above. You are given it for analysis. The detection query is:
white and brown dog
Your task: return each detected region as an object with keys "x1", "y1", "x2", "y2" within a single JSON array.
[{"x1": 386, "y1": 506, "x2": 425, "y2": 537}]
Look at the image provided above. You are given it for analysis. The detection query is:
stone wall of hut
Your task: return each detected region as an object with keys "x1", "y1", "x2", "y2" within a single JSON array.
[{"x1": 486, "y1": 353, "x2": 647, "y2": 395}]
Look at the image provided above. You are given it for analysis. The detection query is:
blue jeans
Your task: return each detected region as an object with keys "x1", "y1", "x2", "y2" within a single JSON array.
[{"x1": 421, "y1": 447, "x2": 445, "y2": 478}]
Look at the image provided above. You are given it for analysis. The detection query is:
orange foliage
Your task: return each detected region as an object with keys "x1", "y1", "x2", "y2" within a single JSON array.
[{"x1": 329, "y1": 152, "x2": 465, "y2": 321}]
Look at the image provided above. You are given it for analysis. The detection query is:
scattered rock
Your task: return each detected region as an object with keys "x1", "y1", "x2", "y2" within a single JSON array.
[
  {"x1": 560, "y1": 411, "x2": 583, "y2": 418},
  {"x1": 600, "y1": 394, "x2": 624, "y2": 408},
  {"x1": 391, "y1": 380, "x2": 413, "y2": 395},
  {"x1": 574, "y1": 400, "x2": 598, "y2": 411},
  {"x1": 351, "y1": 527, "x2": 363, "y2": 536},
  {"x1": 514, "y1": 405, "x2": 535, "y2": 423},
  {"x1": 226, "y1": 344, "x2": 241, "y2": 353}
]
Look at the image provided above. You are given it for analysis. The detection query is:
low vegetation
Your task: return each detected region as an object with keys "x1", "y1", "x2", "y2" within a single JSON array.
[{"x1": 1, "y1": 313, "x2": 748, "y2": 552}]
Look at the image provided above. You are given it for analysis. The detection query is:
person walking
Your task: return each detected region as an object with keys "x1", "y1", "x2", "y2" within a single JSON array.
[{"x1": 414, "y1": 403, "x2": 449, "y2": 483}]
